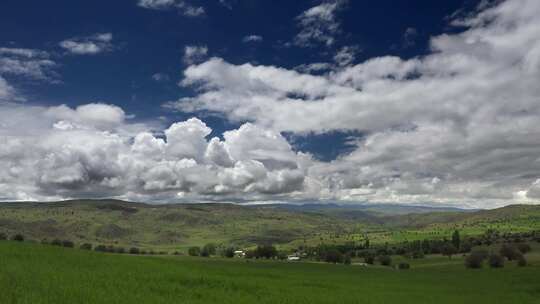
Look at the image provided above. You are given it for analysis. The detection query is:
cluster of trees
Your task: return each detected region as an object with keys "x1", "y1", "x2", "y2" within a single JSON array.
[
  {"x1": 0, "y1": 233, "x2": 24, "y2": 242},
  {"x1": 246, "y1": 245, "x2": 279, "y2": 259},
  {"x1": 187, "y1": 243, "x2": 220, "y2": 257},
  {"x1": 297, "y1": 231, "x2": 467, "y2": 265},
  {"x1": 0, "y1": 233, "x2": 169, "y2": 255},
  {"x1": 465, "y1": 243, "x2": 530, "y2": 269},
  {"x1": 295, "y1": 230, "x2": 538, "y2": 268},
  {"x1": 45, "y1": 239, "x2": 75, "y2": 248},
  {"x1": 187, "y1": 244, "x2": 286, "y2": 260},
  {"x1": 467, "y1": 230, "x2": 540, "y2": 247}
]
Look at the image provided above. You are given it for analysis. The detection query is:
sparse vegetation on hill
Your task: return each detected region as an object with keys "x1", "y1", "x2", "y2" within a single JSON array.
[{"x1": 0, "y1": 200, "x2": 539, "y2": 254}]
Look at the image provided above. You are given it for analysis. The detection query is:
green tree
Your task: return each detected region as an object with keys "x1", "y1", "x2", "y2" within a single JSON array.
[
  {"x1": 451, "y1": 230, "x2": 461, "y2": 250},
  {"x1": 378, "y1": 255, "x2": 392, "y2": 266},
  {"x1": 11, "y1": 234, "x2": 24, "y2": 242},
  {"x1": 222, "y1": 247, "x2": 235, "y2": 258},
  {"x1": 201, "y1": 243, "x2": 216, "y2": 257},
  {"x1": 441, "y1": 243, "x2": 457, "y2": 259},
  {"x1": 80, "y1": 243, "x2": 93, "y2": 250},
  {"x1": 488, "y1": 253, "x2": 504, "y2": 268},
  {"x1": 324, "y1": 249, "x2": 343, "y2": 264},
  {"x1": 500, "y1": 244, "x2": 519, "y2": 261},
  {"x1": 204, "y1": 243, "x2": 217, "y2": 255},
  {"x1": 516, "y1": 243, "x2": 531, "y2": 254},
  {"x1": 465, "y1": 250, "x2": 488, "y2": 269},
  {"x1": 62, "y1": 240, "x2": 74, "y2": 248},
  {"x1": 255, "y1": 245, "x2": 278, "y2": 259},
  {"x1": 188, "y1": 246, "x2": 201, "y2": 257},
  {"x1": 343, "y1": 253, "x2": 352, "y2": 265},
  {"x1": 516, "y1": 254, "x2": 527, "y2": 267}
]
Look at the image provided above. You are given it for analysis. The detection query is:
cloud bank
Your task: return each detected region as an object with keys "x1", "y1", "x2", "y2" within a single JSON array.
[
  {"x1": 165, "y1": 0, "x2": 540, "y2": 207},
  {"x1": 1, "y1": 0, "x2": 539, "y2": 208},
  {"x1": 0, "y1": 103, "x2": 310, "y2": 204}
]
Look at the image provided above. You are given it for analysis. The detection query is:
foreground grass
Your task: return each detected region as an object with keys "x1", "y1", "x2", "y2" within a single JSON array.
[{"x1": 1, "y1": 242, "x2": 540, "y2": 304}]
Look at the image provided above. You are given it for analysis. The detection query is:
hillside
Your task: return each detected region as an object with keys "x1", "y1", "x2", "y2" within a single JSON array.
[
  {"x1": 0, "y1": 200, "x2": 539, "y2": 251},
  {"x1": 0, "y1": 200, "x2": 359, "y2": 250}
]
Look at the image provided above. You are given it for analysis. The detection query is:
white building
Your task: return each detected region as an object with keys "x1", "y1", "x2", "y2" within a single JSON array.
[{"x1": 234, "y1": 250, "x2": 245, "y2": 258}]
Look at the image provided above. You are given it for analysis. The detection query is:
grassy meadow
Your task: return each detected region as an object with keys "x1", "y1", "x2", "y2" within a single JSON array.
[{"x1": 1, "y1": 241, "x2": 540, "y2": 304}]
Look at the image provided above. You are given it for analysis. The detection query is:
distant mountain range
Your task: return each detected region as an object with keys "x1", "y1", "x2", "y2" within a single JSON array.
[{"x1": 259, "y1": 202, "x2": 474, "y2": 215}]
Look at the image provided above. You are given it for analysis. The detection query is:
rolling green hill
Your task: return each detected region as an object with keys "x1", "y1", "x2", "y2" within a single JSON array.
[{"x1": 0, "y1": 200, "x2": 539, "y2": 251}]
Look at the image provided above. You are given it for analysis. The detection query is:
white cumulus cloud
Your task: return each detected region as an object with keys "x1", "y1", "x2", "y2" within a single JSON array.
[
  {"x1": 137, "y1": 0, "x2": 205, "y2": 17},
  {"x1": 182, "y1": 45, "x2": 208, "y2": 65},
  {"x1": 295, "y1": 0, "x2": 348, "y2": 47},
  {"x1": 59, "y1": 33, "x2": 114, "y2": 55}
]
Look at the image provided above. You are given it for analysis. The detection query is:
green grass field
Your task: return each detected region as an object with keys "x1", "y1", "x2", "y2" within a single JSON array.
[{"x1": 1, "y1": 241, "x2": 539, "y2": 304}]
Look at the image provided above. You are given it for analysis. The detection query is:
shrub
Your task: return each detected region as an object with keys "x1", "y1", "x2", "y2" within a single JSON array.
[
  {"x1": 62, "y1": 240, "x2": 74, "y2": 248},
  {"x1": 129, "y1": 247, "x2": 140, "y2": 254},
  {"x1": 452, "y1": 230, "x2": 461, "y2": 250},
  {"x1": 441, "y1": 243, "x2": 458, "y2": 259},
  {"x1": 202, "y1": 243, "x2": 217, "y2": 257},
  {"x1": 343, "y1": 254, "x2": 352, "y2": 265},
  {"x1": 364, "y1": 255, "x2": 375, "y2": 265},
  {"x1": 245, "y1": 250, "x2": 256, "y2": 259},
  {"x1": 255, "y1": 245, "x2": 278, "y2": 259},
  {"x1": 116, "y1": 247, "x2": 125, "y2": 254},
  {"x1": 460, "y1": 241, "x2": 472, "y2": 253},
  {"x1": 0, "y1": 233, "x2": 7, "y2": 240},
  {"x1": 11, "y1": 234, "x2": 24, "y2": 242},
  {"x1": 324, "y1": 249, "x2": 343, "y2": 264},
  {"x1": 80, "y1": 243, "x2": 92, "y2": 250},
  {"x1": 94, "y1": 245, "x2": 108, "y2": 252},
  {"x1": 222, "y1": 247, "x2": 235, "y2": 258},
  {"x1": 488, "y1": 253, "x2": 504, "y2": 268},
  {"x1": 517, "y1": 254, "x2": 527, "y2": 267},
  {"x1": 378, "y1": 255, "x2": 392, "y2": 266},
  {"x1": 516, "y1": 243, "x2": 531, "y2": 254},
  {"x1": 200, "y1": 250, "x2": 209, "y2": 257},
  {"x1": 188, "y1": 246, "x2": 201, "y2": 256},
  {"x1": 465, "y1": 250, "x2": 488, "y2": 269},
  {"x1": 412, "y1": 250, "x2": 425, "y2": 259},
  {"x1": 51, "y1": 239, "x2": 63, "y2": 246},
  {"x1": 499, "y1": 244, "x2": 519, "y2": 260},
  {"x1": 398, "y1": 263, "x2": 410, "y2": 270}
]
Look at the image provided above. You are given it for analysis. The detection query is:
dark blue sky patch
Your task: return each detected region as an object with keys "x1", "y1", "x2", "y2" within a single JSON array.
[
  {"x1": 285, "y1": 130, "x2": 364, "y2": 162},
  {"x1": 0, "y1": 0, "x2": 482, "y2": 147}
]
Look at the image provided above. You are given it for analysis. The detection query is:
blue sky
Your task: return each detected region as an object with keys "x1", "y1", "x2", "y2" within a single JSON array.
[
  {"x1": 1, "y1": 0, "x2": 540, "y2": 208},
  {"x1": 1, "y1": 0, "x2": 475, "y2": 142}
]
